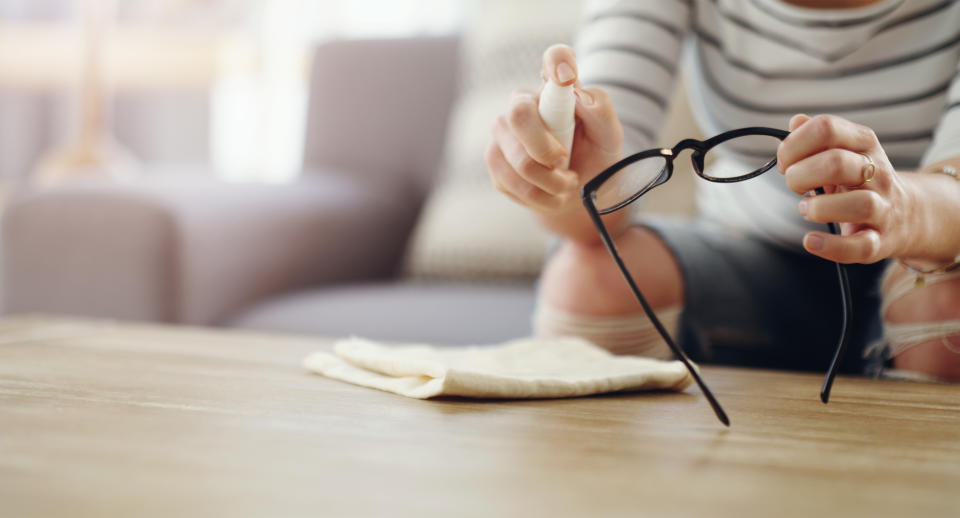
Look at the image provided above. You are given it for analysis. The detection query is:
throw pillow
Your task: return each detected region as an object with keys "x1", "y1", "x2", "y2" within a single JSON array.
[{"x1": 402, "y1": 0, "x2": 585, "y2": 281}]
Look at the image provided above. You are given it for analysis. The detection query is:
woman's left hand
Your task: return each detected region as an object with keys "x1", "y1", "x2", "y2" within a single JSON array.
[{"x1": 777, "y1": 113, "x2": 917, "y2": 264}]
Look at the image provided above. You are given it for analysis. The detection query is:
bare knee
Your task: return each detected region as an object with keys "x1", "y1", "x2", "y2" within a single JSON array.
[
  {"x1": 539, "y1": 227, "x2": 683, "y2": 316},
  {"x1": 883, "y1": 264, "x2": 960, "y2": 381}
]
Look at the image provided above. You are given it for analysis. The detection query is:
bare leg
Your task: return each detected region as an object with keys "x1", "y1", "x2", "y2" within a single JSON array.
[
  {"x1": 535, "y1": 227, "x2": 684, "y2": 356},
  {"x1": 882, "y1": 263, "x2": 960, "y2": 381},
  {"x1": 541, "y1": 227, "x2": 683, "y2": 315}
]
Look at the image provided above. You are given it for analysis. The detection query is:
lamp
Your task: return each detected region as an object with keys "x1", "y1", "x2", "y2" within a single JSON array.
[{"x1": 32, "y1": 0, "x2": 137, "y2": 186}]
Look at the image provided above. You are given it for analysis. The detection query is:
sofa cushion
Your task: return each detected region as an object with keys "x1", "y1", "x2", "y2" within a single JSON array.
[{"x1": 228, "y1": 281, "x2": 537, "y2": 345}]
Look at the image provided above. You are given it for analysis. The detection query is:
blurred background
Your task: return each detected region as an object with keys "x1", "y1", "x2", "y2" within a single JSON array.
[
  {"x1": 0, "y1": 0, "x2": 463, "y2": 187},
  {"x1": 0, "y1": 0, "x2": 695, "y2": 342}
]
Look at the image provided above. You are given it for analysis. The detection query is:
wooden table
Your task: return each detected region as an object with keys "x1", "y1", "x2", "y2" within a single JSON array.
[{"x1": 1, "y1": 315, "x2": 958, "y2": 517}]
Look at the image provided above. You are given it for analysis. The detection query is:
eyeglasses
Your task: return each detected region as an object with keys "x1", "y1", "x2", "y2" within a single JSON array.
[{"x1": 581, "y1": 127, "x2": 852, "y2": 426}]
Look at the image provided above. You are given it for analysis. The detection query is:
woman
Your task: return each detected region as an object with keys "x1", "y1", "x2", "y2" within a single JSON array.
[{"x1": 485, "y1": 0, "x2": 960, "y2": 380}]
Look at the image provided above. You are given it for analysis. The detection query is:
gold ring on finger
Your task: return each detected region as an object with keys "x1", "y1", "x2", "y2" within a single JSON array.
[{"x1": 856, "y1": 152, "x2": 876, "y2": 188}]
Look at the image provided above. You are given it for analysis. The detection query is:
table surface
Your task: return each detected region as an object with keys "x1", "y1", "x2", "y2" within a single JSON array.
[{"x1": 1, "y1": 315, "x2": 958, "y2": 518}]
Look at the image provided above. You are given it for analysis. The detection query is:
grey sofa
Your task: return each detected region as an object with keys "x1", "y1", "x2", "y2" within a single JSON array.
[{"x1": 2, "y1": 36, "x2": 538, "y2": 345}]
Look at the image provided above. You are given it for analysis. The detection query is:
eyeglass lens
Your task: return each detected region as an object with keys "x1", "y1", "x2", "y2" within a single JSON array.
[{"x1": 699, "y1": 134, "x2": 782, "y2": 180}]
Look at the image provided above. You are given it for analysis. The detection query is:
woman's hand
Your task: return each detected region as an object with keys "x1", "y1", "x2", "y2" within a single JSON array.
[
  {"x1": 485, "y1": 44, "x2": 624, "y2": 216},
  {"x1": 777, "y1": 113, "x2": 920, "y2": 264}
]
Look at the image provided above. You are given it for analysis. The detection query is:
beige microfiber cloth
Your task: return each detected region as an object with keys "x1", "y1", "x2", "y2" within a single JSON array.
[{"x1": 303, "y1": 336, "x2": 693, "y2": 399}]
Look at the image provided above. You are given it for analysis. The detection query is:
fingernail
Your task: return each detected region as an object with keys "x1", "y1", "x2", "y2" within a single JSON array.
[
  {"x1": 575, "y1": 88, "x2": 594, "y2": 106},
  {"x1": 789, "y1": 113, "x2": 809, "y2": 131},
  {"x1": 798, "y1": 199, "x2": 808, "y2": 216},
  {"x1": 552, "y1": 155, "x2": 567, "y2": 168},
  {"x1": 556, "y1": 62, "x2": 575, "y2": 83},
  {"x1": 806, "y1": 234, "x2": 824, "y2": 251}
]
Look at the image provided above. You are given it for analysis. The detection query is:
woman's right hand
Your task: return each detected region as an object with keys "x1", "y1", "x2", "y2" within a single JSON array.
[{"x1": 485, "y1": 44, "x2": 625, "y2": 215}]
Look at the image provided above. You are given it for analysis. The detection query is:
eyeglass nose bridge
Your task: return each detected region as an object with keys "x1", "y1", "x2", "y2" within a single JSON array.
[
  {"x1": 669, "y1": 138, "x2": 708, "y2": 175},
  {"x1": 670, "y1": 138, "x2": 706, "y2": 154}
]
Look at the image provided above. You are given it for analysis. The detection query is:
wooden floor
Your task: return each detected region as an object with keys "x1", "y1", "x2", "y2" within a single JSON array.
[{"x1": 0, "y1": 315, "x2": 958, "y2": 517}]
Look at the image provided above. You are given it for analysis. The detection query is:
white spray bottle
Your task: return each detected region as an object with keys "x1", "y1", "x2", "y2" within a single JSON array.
[{"x1": 538, "y1": 78, "x2": 576, "y2": 169}]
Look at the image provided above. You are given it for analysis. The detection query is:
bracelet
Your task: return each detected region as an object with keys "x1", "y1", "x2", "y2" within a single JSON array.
[
  {"x1": 899, "y1": 254, "x2": 960, "y2": 288},
  {"x1": 898, "y1": 164, "x2": 960, "y2": 288},
  {"x1": 935, "y1": 164, "x2": 959, "y2": 180}
]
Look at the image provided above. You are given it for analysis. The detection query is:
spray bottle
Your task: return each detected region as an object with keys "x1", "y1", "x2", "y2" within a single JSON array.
[{"x1": 538, "y1": 78, "x2": 576, "y2": 169}]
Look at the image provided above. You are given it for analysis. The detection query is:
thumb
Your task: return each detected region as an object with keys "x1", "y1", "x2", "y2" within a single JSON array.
[
  {"x1": 541, "y1": 44, "x2": 578, "y2": 86},
  {"x1": 789, "y1": 113, "x2": 811, "y2": 131},
  {"x1": 573, "y1": 87, "x2": 623, "y2": 155}
]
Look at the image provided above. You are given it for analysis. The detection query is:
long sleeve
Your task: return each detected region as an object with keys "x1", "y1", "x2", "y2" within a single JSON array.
[
  {"x1": 575, "y1": 0, "x2": 693, "y2": 153},
  {"x1": 923, "y1": 63, "x2": 960, "y2": 166}
]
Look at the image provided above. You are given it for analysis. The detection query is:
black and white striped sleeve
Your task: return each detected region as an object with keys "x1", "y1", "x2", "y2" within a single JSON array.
[
  {"x1": 922, "y1": 63, "x2": 960, "y2": 166},
  {"x1": 575, "y1": 0, "x2": 693, "y2": 153}
]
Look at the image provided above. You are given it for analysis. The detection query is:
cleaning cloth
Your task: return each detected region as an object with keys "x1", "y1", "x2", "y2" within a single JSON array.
[{"x1": 303, "y1": 336, "x2": 693, "y2": 399}]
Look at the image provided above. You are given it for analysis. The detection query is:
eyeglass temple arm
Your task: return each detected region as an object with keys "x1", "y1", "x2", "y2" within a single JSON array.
[
  {"x1": 629, "y1": 273, "x2": 731, "y2": 426},
  {"x1": 615, "y1": 251, "x2": 730, "y2": 426},
  {"x1": 586, "y1": 208, "x2": 730, "y2": 426},
  {"x1": 815, "y1": 187, "x2": 854, "y2": 404}
]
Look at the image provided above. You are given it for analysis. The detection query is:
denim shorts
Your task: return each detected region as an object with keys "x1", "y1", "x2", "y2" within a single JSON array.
[{"x1": 641, "y1": 217, "x2": 888, "y2": 374}]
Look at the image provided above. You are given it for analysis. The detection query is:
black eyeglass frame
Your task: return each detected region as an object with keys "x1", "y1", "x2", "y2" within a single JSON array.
[{"x1": 581, "y1": 127, "x2": 853, "y2": 426}]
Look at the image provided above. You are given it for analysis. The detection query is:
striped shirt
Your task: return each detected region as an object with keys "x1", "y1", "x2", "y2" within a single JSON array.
[{"x1": 576, "y1": 0, "x2": 960, "y2": 248}]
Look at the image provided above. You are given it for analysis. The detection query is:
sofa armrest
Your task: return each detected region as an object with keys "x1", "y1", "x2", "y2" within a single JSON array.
[{"x1": 2, "y1": 174, "x2": 416, "y2": 325}]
